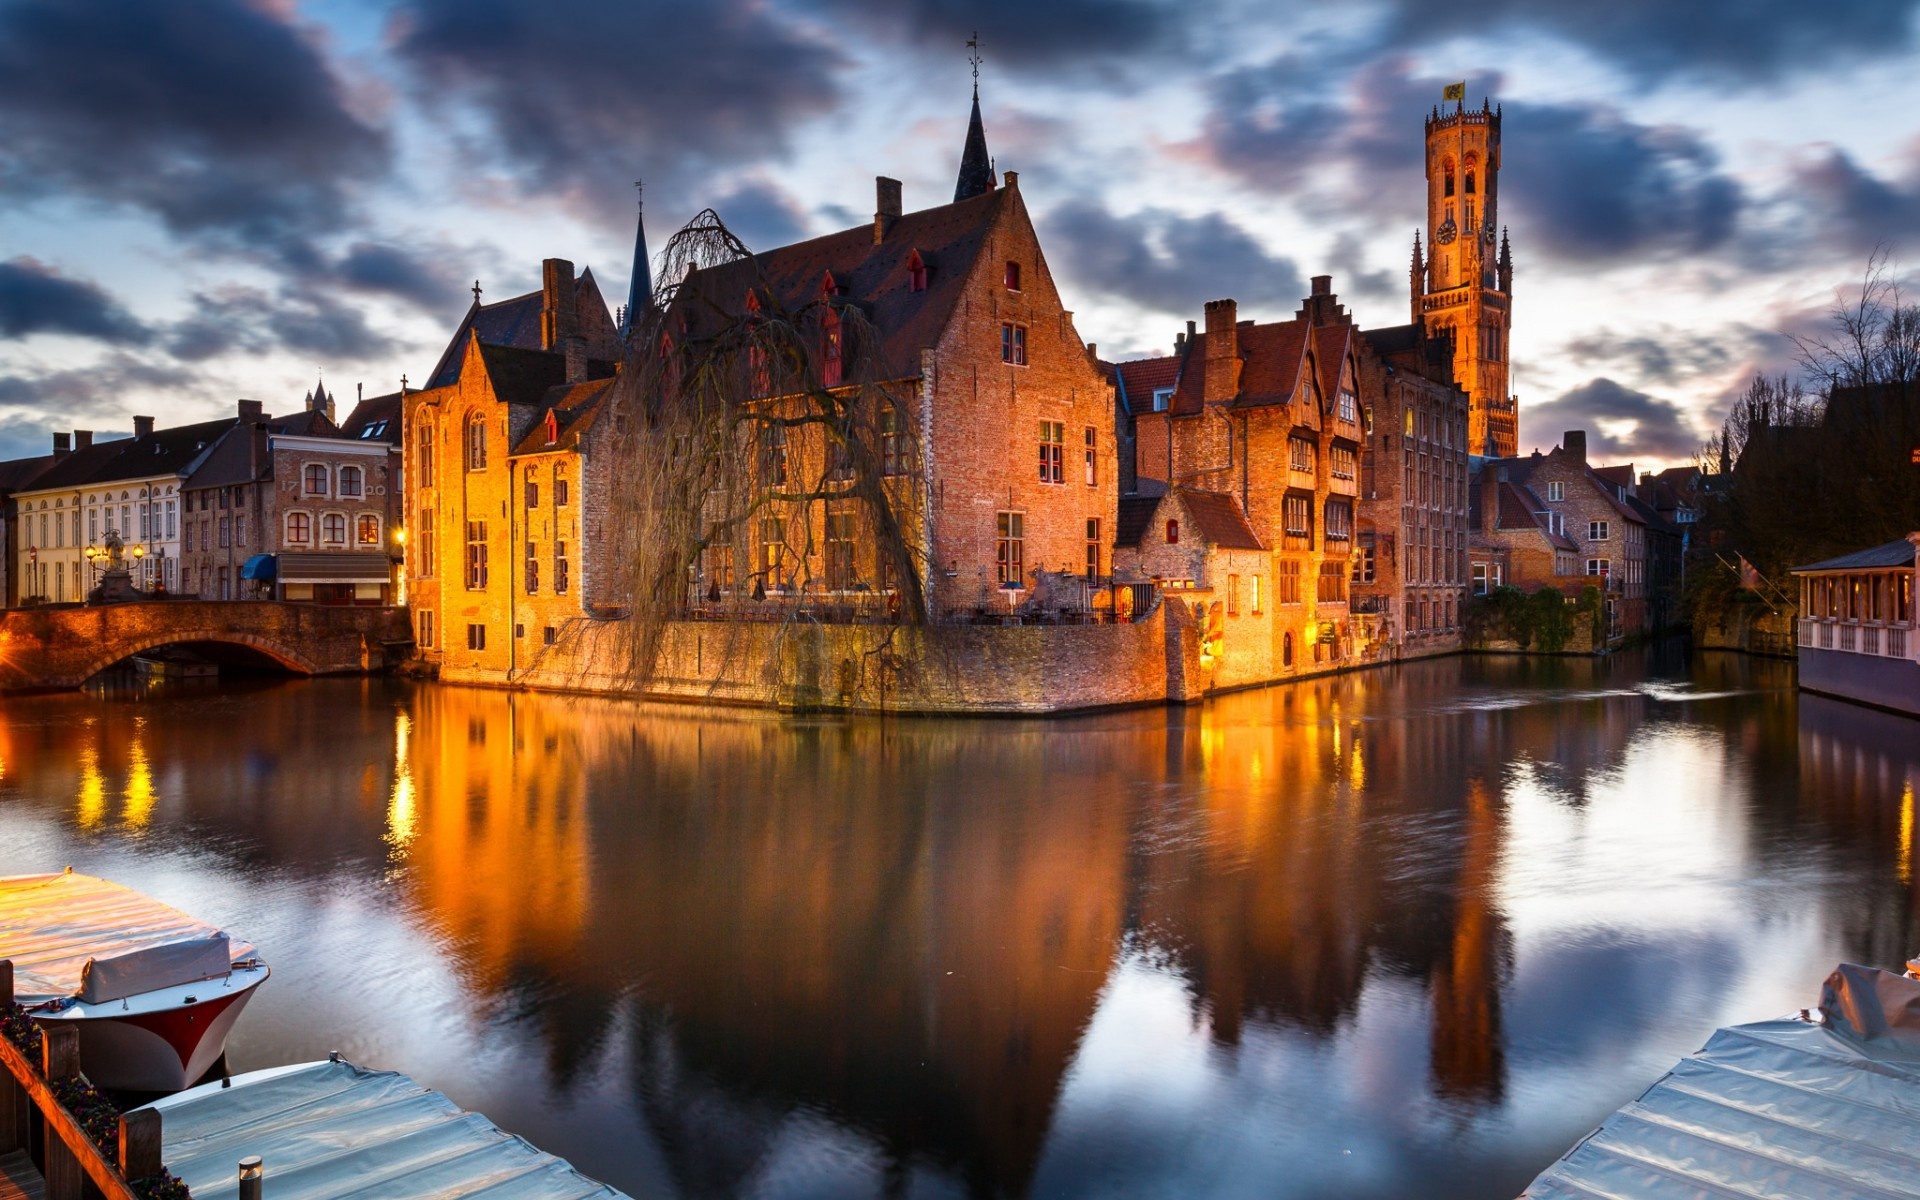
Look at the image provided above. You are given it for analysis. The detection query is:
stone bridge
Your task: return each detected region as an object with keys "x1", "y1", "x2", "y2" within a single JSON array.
[{"x1": 0, "y1": 601, "x2": 414, "y2": 692}]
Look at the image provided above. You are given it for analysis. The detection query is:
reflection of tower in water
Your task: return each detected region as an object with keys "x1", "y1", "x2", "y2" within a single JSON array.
[{"x1": 1427, "y1": 776, "x2": 1509, "y2": 1105}]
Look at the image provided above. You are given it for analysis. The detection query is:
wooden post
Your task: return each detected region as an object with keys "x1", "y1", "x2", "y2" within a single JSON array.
[
  {"x1": 117, "y1": 1111, "x2": 160, "y2": 1181},
  {"x1": 41, "y1": 1025, "x2": 82, "y2": 1200},
  {"x1": 0, "y1": 962, "x2": 17, "y2": 1156}
]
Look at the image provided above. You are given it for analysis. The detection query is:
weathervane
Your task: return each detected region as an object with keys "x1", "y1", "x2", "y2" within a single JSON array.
[
  {"x1": 967, "y1": 31, "x2": 982, "y2": 96},
  {"x1": 635, "y1": 180, "x2": 644, "y2": 211}
]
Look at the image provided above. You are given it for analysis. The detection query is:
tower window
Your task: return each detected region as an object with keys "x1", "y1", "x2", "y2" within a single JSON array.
[
  {"x1": 1444, "y1": 164, "x2": 1455, "y2": 197},
  {"x1": 1465, "y1": 170, "x2": 1476, "y2": 195}
]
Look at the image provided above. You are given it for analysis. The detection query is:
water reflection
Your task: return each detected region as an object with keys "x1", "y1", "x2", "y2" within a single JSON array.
[{"x1": 0, "y1": 650, "x2": 1913, "y2": 1197}]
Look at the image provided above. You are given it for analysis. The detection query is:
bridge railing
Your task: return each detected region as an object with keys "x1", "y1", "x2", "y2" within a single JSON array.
[{"x1": 2, "y1": 960, "x2": 163, "y2": 1200}]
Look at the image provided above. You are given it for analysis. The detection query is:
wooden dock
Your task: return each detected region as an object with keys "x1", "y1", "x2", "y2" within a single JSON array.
[{"x1": 0, "y1": 1150, "x2": 44, "y2": 1200}]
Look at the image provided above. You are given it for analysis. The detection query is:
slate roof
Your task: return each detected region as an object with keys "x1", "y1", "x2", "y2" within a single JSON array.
[
  {"x1": 424, "y1": 269, "x2": 622, "y2": 390},
  {"x1": 339, "y1": 392, "x2": 404, "y2": 446},
  {"x1": 0, "y1": 453, "x2": 56, "y2": 494},
  {"x1": 1116, "y1": 495, "x2": 1160, "y2": 548},
  {"x1": 182, "y1": 411, "x2": 344, "y2": 492},
  {"x1": 1174, "y1": 488, "x2": 1266, "y2": 550},
  {"x1": 1361, "y1": 323, "x2": 1423, "y2": 357},
  {"x1": 954, "y1": 92, "x2": 995, "y2": 202},
  {"x1": 675, "y1": 188, "x2": 1010, "y2": 383},
  {"x1": 27, "y1": 418, "x2": 234, "y2": 491},
  {"x1": 510, "y1": 378, "x2": 617, "y2": 456},
  {"x1": 1794, "y1": 538, "x2": 1918, "y2": 573}
]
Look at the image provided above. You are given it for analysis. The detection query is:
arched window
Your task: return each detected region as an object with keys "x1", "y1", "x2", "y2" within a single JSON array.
[
  {"x1": 1283, "y1": 631, "x2": 1294, "y2": 667},
  {"x1": 466, "y1": 414, "x2": 487, "y2": 471},
  {"x1": 1166, "y1": 518, "x2": 1179, "y2": 545},
  {"x1": 1444, "y1": 162, "x2": 1456, "y2": 197},
  {"x1": 338, "y1": 465, "x2": 363, "y2": 498},
  {"x1": 356, "y1": 514, "x2": 381, "y2": 545},
  {"x1": 304, "y1": 463, "x2": 329, "y2": 496},
  {"x1": 418, "y1": 417, "x2": 436, "y2": 486},
  {"x1": 321, "y1": 512, "x2": 347, "y2": 544},
  {"x1": 285, "y1": 511, "x2": 311, "y2": 545}
]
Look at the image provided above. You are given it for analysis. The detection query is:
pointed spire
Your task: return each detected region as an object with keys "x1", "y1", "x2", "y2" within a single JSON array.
[
  {"x1": 623, "y1": 181, "x2": 653, "y2": 340},
  {"x1": 954, "y1": 34, "x2": 995, "y2": 202},
  {"x1": 1410, "y1": 230, "x2": 1426, "y2": 322},
  {"x1": 1497, "y1": 226, "x2": 1513, "y2": 293}
]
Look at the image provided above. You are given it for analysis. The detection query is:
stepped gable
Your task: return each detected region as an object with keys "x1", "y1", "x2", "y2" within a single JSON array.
[
  {"x1": 677, "y1": 188, "x2": 1008, "y2": 382},
  {"x1": 510, "y1": 378, "x2": 616, "y2": 456}
]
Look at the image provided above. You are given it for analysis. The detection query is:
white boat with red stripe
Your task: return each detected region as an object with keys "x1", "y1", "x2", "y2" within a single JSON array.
[{"x1": 1, "y1": 869, "x2": 269, "y2": 1092}]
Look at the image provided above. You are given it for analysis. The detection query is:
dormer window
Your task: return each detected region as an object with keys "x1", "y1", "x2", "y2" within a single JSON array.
[
  {"x1": 907, "y1": 250, "x2": 928, "y2": 293},
  {"x1": 543, "y1": 410, "x2": 559, "y2": 446},
  {"x1": 820, "y1": 270, "x2": 838, "y2": 299},
  {"x1": 1151, "y1": 387, "x2": 1173, "y2": 413},
  {"x1": 1004, "y1": 261, "x2": 1021, "y2": 291},
  {"x1": 745, "y1": 289, "x2": 761, "y2": 315}
]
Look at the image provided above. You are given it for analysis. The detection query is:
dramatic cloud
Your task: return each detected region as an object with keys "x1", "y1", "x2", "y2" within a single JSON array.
[
  {"x1": 1789, "y1": 146, "x2": 1920, "y2": 256},
  {"x1": 1562, "y1": 328, "x2": 1745, "y2": 382},
  {"x1": 0, "y1": 258, "x2": 151, "y2": 345},
  {"x1": 333, "y1": 241, "x2": 471, "y2": 313},
  {"x1": 1522, "y1": 377, "x2": 1702, "y2": 461},
  {"x1": 388, "y1": 0, "x2": 844, "y2": 218},
  {"x1": 167, "y1": 287, "x2": 396, "y2": 364},
  {"x1": 1040, "y1": 200, "x2": 1306, "y2": 319},
  {"x1": 0, "y1": 0, "x2": 388, "y2": 261},
  {"x1": 1371, "y1": 0, "x2": 1920, "y2": 85},
  {"x1": 806, "y1": 0, "x2": 1184, "y2": 68},
  {"x1": 711, "y1": 178, "x2": 812, "y2": 251}
]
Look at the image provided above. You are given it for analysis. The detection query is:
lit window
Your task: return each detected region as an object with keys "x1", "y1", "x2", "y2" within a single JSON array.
[{"x1": 357, "y1": 514, "x2": 380, "y2": 545}]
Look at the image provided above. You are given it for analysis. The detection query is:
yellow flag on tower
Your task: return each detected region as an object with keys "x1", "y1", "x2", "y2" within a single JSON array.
[{"x1": 1443, "y1": 81, "x2": 1466, "y2": 102}]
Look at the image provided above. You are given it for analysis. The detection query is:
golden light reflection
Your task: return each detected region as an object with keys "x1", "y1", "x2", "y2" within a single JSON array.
[
  {"x1": 122, "y1": 722, "x2": 154, "y2": 828},
  {"x1": 385, "y1": 711, "x2": 417, "y2": 861},
  {"x1": 1899, "y1": 781, "x2": 1914, "y2": 886},
  {"x1": 76, "y1": 745, "x2": 105, "y2": 829}
]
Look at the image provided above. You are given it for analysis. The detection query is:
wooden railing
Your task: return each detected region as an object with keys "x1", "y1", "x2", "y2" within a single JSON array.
[{"x1": 1, "y1": 960, "x2": 162, "y2": 1200}]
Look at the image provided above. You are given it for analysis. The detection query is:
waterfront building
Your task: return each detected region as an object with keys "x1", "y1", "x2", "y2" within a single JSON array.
[
  {"x1": 0, "y1": 447, "x2": 59, "y2": 606},
  {"x1": 1414, "y1": 98, "x2": 1517, "y2": 457},
  {"x1": 1793, "y1": 534, "x2": 1919, "y2": 715}
]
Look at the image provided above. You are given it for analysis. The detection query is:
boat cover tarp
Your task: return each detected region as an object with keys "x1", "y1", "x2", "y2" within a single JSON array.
[
  {"x1": 0, "y1": 872, "x2": 253, "y2": 1004},
  {"x1": 144, "y1": 1058, "x2": 631, "y2": 1199},
  {"x1": 1523, "y1": 962, "x2": 1920, "y2": 1198}
]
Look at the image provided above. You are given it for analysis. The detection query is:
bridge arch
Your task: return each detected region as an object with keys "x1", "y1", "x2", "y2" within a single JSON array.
[{"x1": 75, "y1": 630, "x2": 322, "y2": 684}]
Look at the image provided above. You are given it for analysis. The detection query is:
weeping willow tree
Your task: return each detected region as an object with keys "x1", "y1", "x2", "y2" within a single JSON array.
[{"x1": 590, "y1": 210, "x2": 933, "y2": 696}]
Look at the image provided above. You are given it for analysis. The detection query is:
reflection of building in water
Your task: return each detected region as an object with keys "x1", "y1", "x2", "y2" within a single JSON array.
[
  {"x1": 1797, "y1": 694, "x2": 1920, "y2": 967},
  {"x1": 1428, "y1": 778, "x2": 1506, "y2": 1104}
]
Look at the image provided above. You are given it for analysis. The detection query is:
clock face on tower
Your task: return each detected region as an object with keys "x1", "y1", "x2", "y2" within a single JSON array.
[{"x1": 1435, "y1": 218, "x2": 1457, "y2": 246}]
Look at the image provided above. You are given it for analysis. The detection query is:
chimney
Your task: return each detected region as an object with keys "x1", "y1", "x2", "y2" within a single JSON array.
[
  {"x1": 237, "y1": 399, "x2": 263, "y2": 421},
  {"x1": 564, "y1": 333, "x2": 588, "y2": 384},
  {"x1": 133, "y1": 415, "x2": 154, "y2": 439},
  {"x1": 874, "y1": 176, "x2": 902, "y2": 244},
  {"x1": 1311, "y1": 275, "x2": 1331, "y2": 296},
  {"x1": 1175, "y1": 330, "x2": 1186, "y2": 353},
  {"x1": 252, "y1": 420, "x2": 269, "y2": 476},
  {"x1": 1563, "y1": 430, "x2": 1587, "y2": 463},
  {"x1": 1003, "y1": 170, "x2": 1018, "y2": 189},
  {"x1": 53, "y1": 432, "x2": 71, "y2": 457},
  {"x1": 74, "y1": 430, "x2": 92, "y2": 450},
  {"x1": 1203, "y1": 299, "x2": 1239, "y2": 405},
  {"x1": 541, "y1": 258, "x2": 578, "y2": 351}
]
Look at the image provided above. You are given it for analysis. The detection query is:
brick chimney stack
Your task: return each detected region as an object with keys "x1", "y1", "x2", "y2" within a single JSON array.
[
  {"x1": 53, "y1": 432, "x2": 71, "y2": 457},
  {"x1": 540, "y1": 258, "x2": 578, "y2": 351},
  {"x1": 74, "y1": 430, "x2": 92, "y2": 450},
  {"x1": 1203, "y1": 299, "x2": 1239, "y2": 405},
  {"x1": 564, "y1": 333, "x2": 588, "y2": 384},
  {"x1": 237, "y1": 399, "x2": 263, "y2": 421},
  {"x1": 1563, "y1": 430, "x2": 1587, "y2": 463},
  {"x1": 133, "y1": 415, "x2": 154, "y2": 439},
  {"x1": 874, "y1": 176, "x2": 902, "y2": 244}
]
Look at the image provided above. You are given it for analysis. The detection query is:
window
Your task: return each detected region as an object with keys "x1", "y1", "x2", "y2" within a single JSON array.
[
  {"x1": 523, "y1": 473, "x2": 539, "y2": 509},
  {"x1": 1085, "y1": 518, "x2": 1102, "y2": 580},
  {"x1": 219, "y1": 517, "x2": 231, "y2": 548},
  {"x1": 1283, "y1": 494, "x2": 1311, "y2": 538},
  {"x1": 1338, "y1": 386, "x2": 1357, "y2": 423},
  {"x1": 1152, "y1": 387, "x2": 1173, "y2": 413},
  {"x1": 184, "y1": 524, "x2": 194, "y2": 553},
  {"x1": 357, "y1": 514, "x2": 380, "y2": 545},
  {"x1": 304, "y1": 463, "x2": 329, "y2": 496},
  {"x1": 1324, "y1": 498, "x2": 1352, "y2": 540},
  {"x1": 165, "y1": 501, "x2": 175, "y2": 540},
  {"x1": 543, "y1": 626, "x2": 557, "y2": 647},
  {"x1": 466, "y1": 521, "x2": 489, "y2": 589},
  {"x1": 826, "y1": 509, "x2": 856, "y2": 590},
  {"x1": 1317, "y1": 560, "x2": 1347, "y2": 603},
  {"x1": 1250, "y1": 574, "x2": 1262, "y2": 613},
  {"x1": 996, "y1": 512, "x2": 1024, "y2": 585},
  {"x1": 1589, "y1": 520, "x2": 1610, "y2": 541},
  {"x1": 554, "y1": 541, "x2": 569, "y2": 594},
  {"x1": 1039, "y1": 421, "x2": 1064, "y2": 484},
  {"x1": 467, "y1": 623, "x2": 486, "y2": 651},
  {"x1": 419, "y1": 419, "x2": 435, "y2": 487},
  {"x1": 88, "y1": 510, "x2": 97, "y2": 542},
  {"x1": 1001, "y1": 323, "x2": 1027, "y2": 365},
  {"x1": 420, "y1": 509, "x2": 435, "y2": 576},
  {"x1": 1165, "y1": 518, "x2": 1179, "y2": 545},
  {"x1": 525, "y1": 541, "x2": 540, "y2": 593},
  {"x1": 1084, "y1": 427, "x2": 1098, "y2": 486},
  {"x1": 322, "y1": 512, "x2": 347, "y2": 545},
  {"x1": 1472, "y1": 563, "x2": 1488, "y2": 595},
  {"x1": 1290, "y1": 437, "x2": 1314, "y2": 473},
  {"x1": 882, "y1": 405, "x2": 905, "y2": 476},
  {"x1": 1352, "y1": 536, "x2": 1376, "y2": 584},
  {"x1": 466, "y1": 415, "x2": 487, "y2": 471},
  {"x1": 705, "y1": 544, "x2": 735, "y2": 595},
  {"x1": 1586, "y1": 558, "x2": 1609, "y2": 578},
  {"x1": 1547, "y1": 481, "x2": 1564, "y2": 502},
  {"x1": 285, "y1": 511, "x2": 310, "y2": 545},
  {"x1": 1330, "y1": 446, "x2": 1356, "y2": 481},
  {"x1": 554, "y1": 472, "x2": 569, "y2": 507},
  {"x1": 339, "y1": 466, "x2": 363, "y2": 498},
  {"x1": 235, "y1": 514, "x2": 247, "y2": 547},
  {"x1": 1228, "y1": 574, "x2": 1239, "y2": 616},
  {"x1": 418, "y1": 610, "x2": 434, "y2": 647},
  {"x1": 759, "y1": 422, "x2": 788, "y2": 486},
  {"x1": 1004, "y1": 261, "x2": 1021, "y2": 291},
  {"x1": 821, "y1": 308, "x2": 843, "y2": 388},
  {"x1": 760, "y1": 517, "x2": 788, "y2": 588},
  {"x1": 907, "y1": 250, "x2": 928, "y2": 293}
]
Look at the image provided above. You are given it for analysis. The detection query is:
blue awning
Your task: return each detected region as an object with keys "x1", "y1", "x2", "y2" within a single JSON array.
[{"x1": 240, "y1": 553, "x2": 276, "y2": 581}]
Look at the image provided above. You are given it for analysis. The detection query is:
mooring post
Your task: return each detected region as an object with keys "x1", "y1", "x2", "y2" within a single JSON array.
[
  {"x1": 119, "y1": 1108, "x2": 162, "y2": 1180},
  {"x1": 41, "y1": 1024, "x2": 82, "y2": 1200},
  {"x1": 239, "y1": 1153, "x2": 264, "y2": 1199}
]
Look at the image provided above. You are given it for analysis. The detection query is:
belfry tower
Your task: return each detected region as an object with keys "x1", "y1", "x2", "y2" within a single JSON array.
[{"x1": 1413, "y1": 97, "x2": 1516, "y2": 457}]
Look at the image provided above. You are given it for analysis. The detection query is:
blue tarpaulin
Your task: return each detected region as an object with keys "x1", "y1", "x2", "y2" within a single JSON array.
[{"x1": 239, "y1": 554, "x2": 276, "y2": 581}]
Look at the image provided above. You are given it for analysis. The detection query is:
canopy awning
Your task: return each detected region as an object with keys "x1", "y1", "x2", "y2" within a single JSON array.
[
  {"x1": 275, "y1": 552, "x2": 390, "y2": 585},
  {"x1": 239, "y1": 553, "x2": 276, "y2": 581}
]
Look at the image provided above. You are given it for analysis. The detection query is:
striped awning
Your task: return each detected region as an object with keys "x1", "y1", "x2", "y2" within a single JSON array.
[{"x1": 275, "y1": 552, "x2": 391, "y2": 584}]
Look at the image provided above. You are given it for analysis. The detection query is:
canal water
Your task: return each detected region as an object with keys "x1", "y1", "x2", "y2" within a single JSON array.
[{"x1": 1, "y1": 647, "x2": 1915, "y2": 1198}]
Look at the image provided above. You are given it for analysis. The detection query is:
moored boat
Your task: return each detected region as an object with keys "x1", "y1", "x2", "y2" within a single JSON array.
[{"x1": 0, "y1": 869, "x2": 269, "y2": 1092}]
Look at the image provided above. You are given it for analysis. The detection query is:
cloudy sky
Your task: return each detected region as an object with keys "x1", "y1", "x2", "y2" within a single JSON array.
[{"x1": 4, "y1": 0, "x2": 1919, "y2": 469}]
